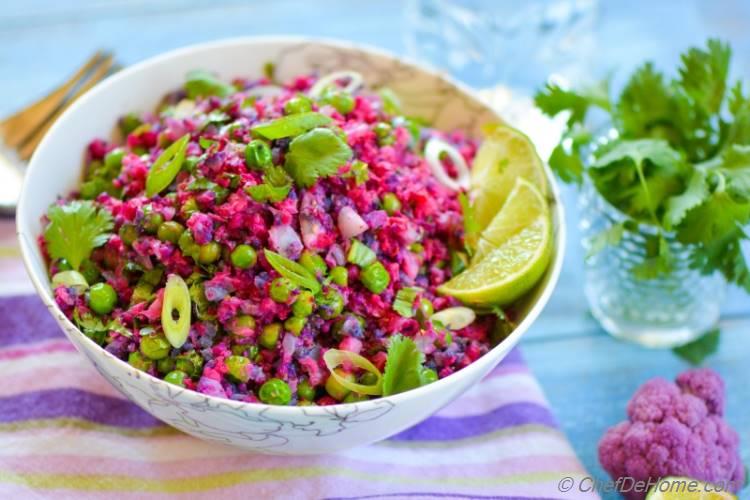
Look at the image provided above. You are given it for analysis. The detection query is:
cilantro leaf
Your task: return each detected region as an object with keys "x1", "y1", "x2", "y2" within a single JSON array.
[
  {"x1": 678, "y1": 39, "x2": 731, "y2": 115},
  {"x1": 676, "y1": 190, "x2": 750, "y2": 245},
  {"x1": 631, "y1": 234, "x2": 674, "y2": 280},
  {"x1": 688, "y1": 227, "x2": 750, "y2": 293},
  {"x1": 252, "y1": 112, "x2": 332, "y2": 140},
  {"x1": 547, "y1": 123, "x2": 592, "y2": 184},
  {"x1": 44, "y1": 200, "x2": 113, "y2": 270},
  {"x1": 185, "y1": 70, "x2": 234, "y2": 99},
  {"x1": 673, "y1": 328, "x2": 720, "y2": 365},
  {"x1": 617, "y1": 63, "x2": 677, "y2": 139},
  {"x1": 664, "y1": 169, "x2": 709, "y2": 228},
  {"x1": 586, "y1": 222, "x2": 625, "y2": 259},
  {"x1": 534, "y1": 80, "x2": 611, "y2": 126},
  {"x1": 284, "y1": 128, "x2": 352, "y2": 187},
  {"x1": 382, "y1": 335, "x2": 426, "y2": 397}
]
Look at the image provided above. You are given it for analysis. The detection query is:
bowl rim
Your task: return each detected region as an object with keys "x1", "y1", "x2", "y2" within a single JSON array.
[{"x1": 16, "y1": 35, "x2": 566, "y2": 416}]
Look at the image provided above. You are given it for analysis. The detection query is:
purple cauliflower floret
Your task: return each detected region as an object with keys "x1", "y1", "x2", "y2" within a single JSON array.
[{"x1": 598, "y1": 368, "x2": 745, "y2": 500}]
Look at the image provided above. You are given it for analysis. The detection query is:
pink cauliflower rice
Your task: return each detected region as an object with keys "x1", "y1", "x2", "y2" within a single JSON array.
[{"x1": 40, "y1": 69, "x2": 508, "y2": 406}]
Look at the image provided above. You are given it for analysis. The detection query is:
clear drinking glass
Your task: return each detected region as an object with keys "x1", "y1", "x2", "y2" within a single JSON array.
[
  {"x1": 579, "y1": 181, "x2": 725, "y2": 348},
  {"x1": 405, "y1": 0, "x2": 598, "y2": 90}
]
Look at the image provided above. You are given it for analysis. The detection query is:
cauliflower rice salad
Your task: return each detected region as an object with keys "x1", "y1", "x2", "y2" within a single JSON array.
[{"x1": 40, "y1": 68, "x2": 515, "y2": 406}]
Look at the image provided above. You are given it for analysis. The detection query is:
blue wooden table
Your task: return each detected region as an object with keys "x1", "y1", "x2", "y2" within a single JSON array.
[{"x1": 2, "y1": 1, "x2": 749, "y2": 498}]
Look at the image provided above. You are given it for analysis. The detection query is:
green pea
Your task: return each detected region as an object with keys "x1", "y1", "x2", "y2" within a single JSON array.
[
  {"x1": 374, "y1": 122, "x2": 392, "y2": 139},
  {"x1": 292, "y1": 290, "x2": 316, "y2": 317},
  {"x1": 324, "y1": 90, "x2": 355, "y2": 115},
  {"x1": 299, "y1": 250, "x2": 327, "y2": 277},
  {"x1": 104, "y1": 148, "x2": 125, "y2": 170},
  {"x1": 258, "y1": 378, "x2": 292, "y2": 405},
  {"x1": 318, "y1": 289, "x2": 344, "y2": 319},
  {"x1": 231, "y1": 244, "x2": 257, "y2": 269},
  {"x1": 142, "y1": 268, "x2": 164, "y2": 286},
  {"x1": 157, "y1": 221, "x2": 185, "y2": 243},
  {"x1": 131, "y1": 282, "x2": 154, "y2": 304},
  {"x1": 329, "y1": 266, "x2": 348, "y2": 286},
  {"x1": 270, "y1": 277, "x2": 296, "y2": 303},
  {"x1": 231, "y1": 344, "x2": 248, "y2": 356},
  {"x1": 420, "y1": 367, "x2": 438, "y2": 385},
  {"x1": 180, "y1": 198, "x2": 199, "y2": 217},
  {"x1": 128, "y1": 351, "x2": 153, "y2": 372},
  {"x1": 164, "y1": 370, "x2": 187, "y2": 387},
  {"x1": 80, "y1": 259, "x2": 101, "y2": 285},
  {"x1": 57, "y1": 258, "x2": 73, "y2": 272},
  {"x1": 359, "y1": 371, "x2": 379, "y2": 386},
  {"x1": 284, "y1": 316, "x2": 306, "y2": 336},
  {"x1": 120, "y1": 112, "x2": 143, "y2": 136},
  {"x1": 88, "y1": 282, "x2": 117, "y2": 315},
  {"x1": 259, "y1": 323, "x2": 281, "y2": 349},
  {"x1": 178, "y1": 231, "x2": 200, "y2": 259},
  {"x1": 246, "y1": 345, "x2": 260, "y2": 361},
  {"x1": 157, "y1": 357, "x2": 175, "y2": 374},
  {"x1": 297, "y1": 379, "x2": 316, "y2": 401},
  {"x1": 175, "y1": 351, "x2": 203, "y2": 377},
  {"x1": 331, "y1": 313, "x2": 365, "y2": 340},
  {"x1": 118, "y1": 223, "x2": 138, "y2": 246},
  {"x1": 198, "y1": 242, "x2": 222, "y2": 264},
  {"x1": 245, "y1": 139, "x2": 272, "y2": 170},
  {"x1": 142, "y1": 211, "x2": 164, "y2": 234},
  {"x1": 229, "y1": 315, "x2": 256, "y2": 336},
  {"x1": 343, "y1": 392, "x2": 368, "y2": 403},
  {"x1": 140, "y1": 334, "x2": 170, "y2": 360},
  {"x1": 284, "y1": 95, "x2": 312, "y2": 115},
  {"x1": 226, "y1": 355, "x2": 251, "y2": 383},
  {"x1": 409, "y1": 242, "x2": 425, "y2": 254},
  {"x1": 360, "y1": 261, "x2": 390, "y2": 294},
  {"x1": 382, "y1": 192, "x2": 402, "y2": 215},
  {"x1": 325, "y1": 369, "x2": 354, "y2": 401}
]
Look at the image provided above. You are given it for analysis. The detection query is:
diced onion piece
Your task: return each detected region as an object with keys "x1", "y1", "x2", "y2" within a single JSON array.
[
  {"x1": 430, "y1": 306, "x2": 476, "y2": 330},
  {"x1": 161, "y1": 274, "x2": 191, "y2": 348},
  {"x1": 310, "y1": 71, "x2": 364, "y2": 98},
  {"x1": 337, "y1": 206, "x2": 369, "y2": 239},
  {"x1": 172, "y1": 99, "x2": 197, "y2": 119},
  {"x1": 52, "y1": 270, "x2": 88, "y2": 290},
  {"x1": 323, "y1": 349, "x2": 383, "y2": 396},
  {"x1": 424, "y1": 138, "x2": 470, "y2": 191}
]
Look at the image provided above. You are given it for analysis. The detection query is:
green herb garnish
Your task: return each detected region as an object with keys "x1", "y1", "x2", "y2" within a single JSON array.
[
  {"x1": 393, "y1": 287, "x2": 422, "y2": 318},
  {"x1": 246, "y1": 166, "x2": 292, "y2": 203},
  {"x1": 145, "y1": 134, "x2": 190, "y2": 197},
  {"x1": 44, "y1": 200, "x2": 113, "y2": 271},
  {"x1": 263, "y1": 249, "x2": 321, "y2": 294},
  {"x1": 457, "y1": 192, "x2": 479, "y2": 255},
  {"x1": 346, "y1": 240, "x2": 376, "y2": 267},
  {"x1": 382, "y1": 334, "x2": 434, "y2": 396},
  {"x1": 252, "y1": 112, "x2": 333, "y2": 140},
  {"x1": 673, "y1": 328, "x2": 720, "y2": 365},
  {"x1": 184, "y1": 70, "x2": 234, "y2": 99},
  {"x1": 284, "y1": 127, "x2": 353, "y2": 187},
  {"x1": 535, "y1": 38, "x2": 750, "y2": 291}
]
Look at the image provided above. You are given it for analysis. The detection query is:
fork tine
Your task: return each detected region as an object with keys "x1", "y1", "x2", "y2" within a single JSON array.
[
  {"x1": 18, "y1": 56, "x2": 116, "y2": 161},
  {"x1": 1, "y1": 51, "x2": 110, "y2": 148}
]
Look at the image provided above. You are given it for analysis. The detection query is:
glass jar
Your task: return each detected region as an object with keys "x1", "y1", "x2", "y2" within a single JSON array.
[{"x1": 579, "y1": 181, "x2": 725, "y2": 348}]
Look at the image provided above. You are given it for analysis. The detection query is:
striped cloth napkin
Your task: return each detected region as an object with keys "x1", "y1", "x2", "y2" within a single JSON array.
[{"x1": 0, "y1": 218, "x2": 596, "y2": 500}]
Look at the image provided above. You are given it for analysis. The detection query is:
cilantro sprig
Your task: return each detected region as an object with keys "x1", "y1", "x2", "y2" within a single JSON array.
[
  {"x1": 44, "y1": 200, "x2": 114, "y2": 270},
  {"x1": 382, "y1": 335, "x2": 435, "y2": 396},
  {"x1": 535, "y1": 38, "x2": 750, "y2": 293}
]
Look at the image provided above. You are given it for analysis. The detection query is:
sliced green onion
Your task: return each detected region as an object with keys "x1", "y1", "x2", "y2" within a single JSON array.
[
  {"x1": 323, "y1": 349, "x2": 383, "y2": 396},
  {"x1": 161, "y1": 274, "x2": 191, "y2": 348},
  {"x1": 310, "y1": 71, "x2": 364, "y2": 98},
  {"x1": 393, "y1": 287, "x2": 422, "y2": 318},
  {"x1": 347, "y1": 240, "x2": 376, "y2": 267},
  {"x1": 263, "y1": 249, "x2": 321, "y2": 294},
  {"x1": 52, "y1": 270, "x2": 89, "y2": 290},
  {"x1": 424, "y1": 138, "x2": 470, "y2": 192},
  {"x1": 145, "y1": 134, "x2": 190, "y2": 197},
  {"x1": 251, "y1": 112, "x2": 332, "y2": 140},
  {"x1": 430, "y1": 306, "x2": 476, "y2": 330}
]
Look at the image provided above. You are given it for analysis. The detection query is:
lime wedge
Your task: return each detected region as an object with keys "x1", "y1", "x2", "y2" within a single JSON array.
[
  {"x1": 438, "y1": 179, "x2": 551, "y2": 306},
  {"x1": 471, "y1": 124, "x2": 547, "y2": 230},
  {"x1": 646, "y1": 477, "x2": 737, "y2": 500}
]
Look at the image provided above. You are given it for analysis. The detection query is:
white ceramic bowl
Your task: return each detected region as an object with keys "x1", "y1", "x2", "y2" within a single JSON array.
[{"x1": 16, "y1": 37, "x2": 565, "y2": 455}]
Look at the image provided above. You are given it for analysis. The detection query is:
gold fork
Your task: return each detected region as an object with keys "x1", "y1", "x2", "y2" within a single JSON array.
[{"x1": 0, "y1": 51, "x2": 118, "y2": 214}]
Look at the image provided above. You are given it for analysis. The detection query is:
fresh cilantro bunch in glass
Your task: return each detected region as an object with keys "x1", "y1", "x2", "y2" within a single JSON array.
[{"x1": 535, "y1": 39, "x2": 750, "y2": 292}]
